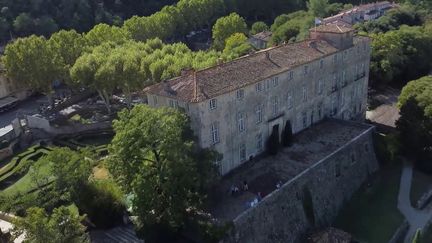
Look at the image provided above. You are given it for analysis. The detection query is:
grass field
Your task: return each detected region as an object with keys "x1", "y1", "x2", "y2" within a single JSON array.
[
  {"x1": 334, "y1": 164, "x2": 404, "y2": 243},
  {"x1": 410, "y1": 168, "x2": 432, "y2": 208}
]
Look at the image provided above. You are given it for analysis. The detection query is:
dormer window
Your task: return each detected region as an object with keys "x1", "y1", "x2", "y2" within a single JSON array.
[
  {"x1": 272, "y1": 77, "x2": 279, "y2": 86},
  {"x1": 210, "y1": 99, "x2": 217, "y2": 110},
  {"x1": 236, "y1": 89, "x2": 244, "y2": 100}
]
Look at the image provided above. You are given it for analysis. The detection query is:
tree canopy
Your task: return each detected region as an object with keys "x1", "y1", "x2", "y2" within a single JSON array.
[
  {"x1": 107, "y1": 105, "x2": 218, "y2": 238},
  {"x1": 397, "y1": 76, "x2": 432, "y2": 173},
  {"x1": 2, "y1": 35, "x2": 61, "y2": 96},
  {"x1": 12, "y1": 206, "x2": 88, "y2": 243},
  {"x1": 212, "y1": 13, "x2": 248, "y2": 50}
]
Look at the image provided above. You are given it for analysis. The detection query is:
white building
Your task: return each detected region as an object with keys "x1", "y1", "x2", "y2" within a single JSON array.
[{"x1": 145, "y1": 24, "x2": 371, "y2": 175}]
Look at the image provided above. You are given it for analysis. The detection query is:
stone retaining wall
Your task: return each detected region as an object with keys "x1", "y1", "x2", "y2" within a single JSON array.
[{"x1": 224, "y1": 126, "x2": 379, "y2": 243}]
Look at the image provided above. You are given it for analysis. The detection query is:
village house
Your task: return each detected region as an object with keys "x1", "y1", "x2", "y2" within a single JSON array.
[
  {"x1": 145, "y1": 23, "x2": 371, "y2": 175},
  {"x1": 323, "y1": 1, "x2": 398, "y2": 27},
  {"x1": 249, "y1": 31, "x2": 272, "y2": 49}
]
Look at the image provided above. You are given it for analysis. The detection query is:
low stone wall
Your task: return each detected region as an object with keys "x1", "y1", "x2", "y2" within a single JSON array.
[
  {"x1": 388, "y1": 220, "x2": 409, "y2": 243},
  {"x1": 224, "y1": 126, "x2": 379, "y2": 243},
  {"x1": 27, "y1": 115, "x2": 112, "y2": 137},
  {"x1": 417, "y1": 189, "x2": 432, "y2": 209}
]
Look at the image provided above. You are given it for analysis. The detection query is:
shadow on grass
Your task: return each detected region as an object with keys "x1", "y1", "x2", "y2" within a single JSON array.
[{"x1": 334, "y1": 163, "x2": 404, "y2": 243}]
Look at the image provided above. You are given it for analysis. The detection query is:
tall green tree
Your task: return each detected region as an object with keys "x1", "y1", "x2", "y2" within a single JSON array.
[
  {"x1": 212, "y1": 13, "x2": 247, "y2": 50},
  {"x1": 108, "y1": 105, "x2": 218, "y2": 238},
  {"x1": 12, "y1": 206, "x2": 89, "y2": 243},
  {"x1": 70, "y1": 43, "x2": 117, "y2": 113},
  {"x1": 48, "y1": 30, "x2": 87, "y2": 84},
  {"x1": 250, "y1": 21, "x2": 269, "y2": 35},
  {"x1": 222, "y1": 33, "x2": 252, "y2": 60},
  {"x1": 307, "y1": 0, "x2": 329, "y2": 18},
  {"x1": 2, "y1": 35, "x2": 61, "y2": 103},
  {"x1": 397, "y1": 76, "x2": 432, "y2": 172}
]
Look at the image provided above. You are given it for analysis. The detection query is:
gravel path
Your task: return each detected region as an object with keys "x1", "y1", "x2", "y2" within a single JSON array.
[{"x1": 398, "y1": 161, "x2": 432, "y2": 242}]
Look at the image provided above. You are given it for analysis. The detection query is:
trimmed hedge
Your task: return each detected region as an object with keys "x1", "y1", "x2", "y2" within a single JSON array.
[{"x1": 0, "y1": 146, "x2": 51, "y2": 184}]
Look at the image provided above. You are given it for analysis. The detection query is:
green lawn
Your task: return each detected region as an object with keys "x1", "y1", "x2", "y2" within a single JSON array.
[
  {"x1": 410, "y1": 168, "x2": 432, "y2": 208},
  {"x1": 334, "y1": 164, "x2": 404, "y2": 243},
  {"x1": 1, "y1": 159, "x2": 54, "y2": 197}
]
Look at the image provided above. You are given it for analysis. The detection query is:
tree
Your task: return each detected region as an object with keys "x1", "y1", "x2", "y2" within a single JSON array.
[
  {"x1": 48, "y1": 147, "x2": 92, "y2": 200},
  {"x1": 370, "y1": 25, "x2": 432, "y2": 86},
  {"x1": 13, "y1": 13, "x2": 34, "y2": 36},
  {"x1": 70, "y1": 43, "x2": 117, "y2": 113},
  {"x1": 48, "y1": 30, "x2": 87, "y2": 84},
  {"x1": 250, "y1": 21, "x2": 269, "y2": 35},
  {"x1": 307, "y1": 0, "x2": 329, "y2": 18},
  {"x1": 266, "y1": 126, "x2": 280, "y2": 155},
  {"x1": 222, "y1": 33, "x2": 252, "y2": 60},
  {"x1": 2, "y1": 35, "x2": 61, "y2": 104},
  {"x1": 85, "y1": 23, "x2": 130, "y2": 48},
  {"x1": 397, "y1": 76, "x2": 432, "y2": 173},
  {"x1": 282, "y1": 120, "x2": 293, "y2": 147},
  {"x1": 12, "y1": 206, "x2": 89, "y2": 243},
  {"x1": 108, "y1": 105, "x2": 218, "y2": 239},
  {"x1": 212, "y1": 13, "x2": 247, "y2": 50}
]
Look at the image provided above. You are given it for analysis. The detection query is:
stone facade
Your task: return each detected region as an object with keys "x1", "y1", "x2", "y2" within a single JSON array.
[
  {"x1": 146, "y1": 25, "x2": 371, "y2": 175},
  {"x1": 224, "y1": 122, "x2": 379, "y2": 243}
]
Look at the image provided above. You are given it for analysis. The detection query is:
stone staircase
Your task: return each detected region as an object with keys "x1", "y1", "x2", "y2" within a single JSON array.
[{"x1": 90, "y1": 225, "x2": 144, "y2": 243}]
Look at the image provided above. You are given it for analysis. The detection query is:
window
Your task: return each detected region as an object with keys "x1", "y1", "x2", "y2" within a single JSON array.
[
  {"x1": 361, "y1": 63, "x2": 365, "y2": 74},
  {"x1": 236, "y1": 89, "x2": 244, "y2": 100},
  {"x1": 318, "y1": 80, "x2": 323, "y2": 95},
  {"x1": 319, "y1": 59, "x2": 324, "y2": 69},
  {"x1": 342, "y1": 71, "x2": 346, "y2": 85},
  {"x1": 256, "y1": 133, "x2": 263, "y2": 152},
  {"x1": 364, "y1": 143, "x2": 369, "y2": 153},
  {"x1": 169, "y1": 99, "x2": 175, "y2": 108},
  {"x1": 153, "y1": 96, "x2": 158, "y2": 105},
  {"x1": 304, "y1": 65, "x2": 309, "y2": 75},
  {"x1": 271, "y1": 96, "x2": 279, "y2": 115},
  {"x1": 266, "y1": 79, "x2": 271, "y2": 90},
  {"x1": 302, "y1": 86, "x2": 307, "y2": 101},
  {"x1": 239, "y1": 144, "x2": 246, "y2": 162},
  {"x1": 318, "y1": 104, "x2": 323, "y2": 119},
  {"x1": 210, "y1": 99, "x2": 217, "y2": 110},
  {"x1": 332, "y1": 95, "x2": 338, "y2": 116},
  {"x1": 302, "y1": 112, "x2": 307, "y2": 128},
  {"x1": 211, "y1": 122, "x2": 220, "y2": 144},
  {"x1": 351, "y1": 153, "x2": 356, "y2": 165},
  {"x1": 341, "y1": 91, "x2": 345, "y2": 106},
  {"x1": 289, "y1": 71, "x2": 294, "y2": 80},
  {"x1": 335, "y1": 162, "x2": 341, "y2": 177},
  {"x1": 287, "y1": 92, "x2": 293, "y2": 109},
  {"x1": 272, "y1": 77, "x2": 279, "y2": 86},
  {"x1": 255, "y1": 105, "x2": 263, "y2": 124},
  {"x1": 238, "y1": 112, "x2": 245, "y2": 132},
  {"x1": 343, "y1": 50, "x2": 347, "y2": 60},
  {"x1": 255, "y1": 82, "x2": 263, "y2": 92},
  {"x1": 333, "y1": 54, "x2": 338, "y2": 63}
]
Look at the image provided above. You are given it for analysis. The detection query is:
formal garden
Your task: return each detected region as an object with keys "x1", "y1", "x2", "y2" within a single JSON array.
[{"x1": 0, "y1": 131, "x2": 126, "y2": 232}]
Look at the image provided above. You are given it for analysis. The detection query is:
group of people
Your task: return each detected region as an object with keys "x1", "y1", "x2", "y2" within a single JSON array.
[{"x1": 230, "y1": 180, "x2": 249, "y2": 195}]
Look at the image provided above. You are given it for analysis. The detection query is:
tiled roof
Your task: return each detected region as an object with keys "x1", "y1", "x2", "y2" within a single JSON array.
[
  {"x1": 146, "y1": 36, "x2": 368, "y2": 103},
  {"x1": 311, "y1": 24, "x2": 353, "y2": 33},
  {"x1": 251, "y1": 31, "x2": 272, "y2": 42}
]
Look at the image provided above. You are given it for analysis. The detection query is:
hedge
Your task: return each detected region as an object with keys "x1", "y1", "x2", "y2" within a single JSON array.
[{"x1": 0, "y1": 146, "x2": 51, "y2": 183}]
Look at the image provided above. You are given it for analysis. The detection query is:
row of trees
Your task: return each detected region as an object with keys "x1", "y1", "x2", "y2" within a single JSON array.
[{"x1": 2, "y1": 16, "x2": 255, "y2": 112}]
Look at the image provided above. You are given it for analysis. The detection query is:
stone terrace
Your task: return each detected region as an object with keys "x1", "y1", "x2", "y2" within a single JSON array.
[{"x1": 208, "y1": 119, "x2": 372, "y2": 222}]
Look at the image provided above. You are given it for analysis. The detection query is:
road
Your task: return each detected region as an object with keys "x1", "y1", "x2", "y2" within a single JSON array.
[
  {"x1": 398, "y1": 161, "x2": 432, "y2": 242},
  {"x1": 0, "y1": 96, "x2": 47, "y2": 128},
  {"x1": 366, "y1": 87, "x2": 400, "y2": 127}
]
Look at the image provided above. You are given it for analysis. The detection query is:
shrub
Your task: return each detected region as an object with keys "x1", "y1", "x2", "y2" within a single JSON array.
[
  {"x1": 281, "y1": 120, "x2": 293, "y2": 147},
  {"x1": 76, "y1": 179, "x2": 126, "y2": 228},
  {"x1": 266, "y1": 128, "x2": 280, "y2": 155}
]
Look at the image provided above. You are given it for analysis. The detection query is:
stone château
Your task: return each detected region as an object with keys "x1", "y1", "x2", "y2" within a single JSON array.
[{"x1": 145, "y1": 23, "x2": 371, "y2": 175}]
